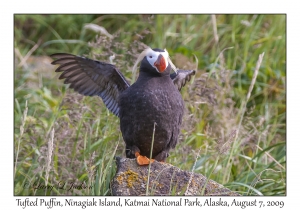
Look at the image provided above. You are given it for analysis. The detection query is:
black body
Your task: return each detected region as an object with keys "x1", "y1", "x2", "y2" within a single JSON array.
[{"x1": 119, "y1": 63, "x2": 184, "y2": 161}]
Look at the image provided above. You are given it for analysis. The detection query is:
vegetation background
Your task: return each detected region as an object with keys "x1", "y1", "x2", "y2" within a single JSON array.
[{"x1": 14, "y1": 14, "x2": 286, "y2": 196}]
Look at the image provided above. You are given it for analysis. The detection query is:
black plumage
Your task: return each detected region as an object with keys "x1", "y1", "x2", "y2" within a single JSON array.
[
  {"x1": 51, "y1": 48, "x2": 195, "y2": 164},
  {"x1": 51, "y1": 53, "x2": 129, "y2": 116}
]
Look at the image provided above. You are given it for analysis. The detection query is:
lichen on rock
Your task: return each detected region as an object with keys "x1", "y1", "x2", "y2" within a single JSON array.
[{"x1": 111, "y1": 157, "x2": 240, "y2": 196}]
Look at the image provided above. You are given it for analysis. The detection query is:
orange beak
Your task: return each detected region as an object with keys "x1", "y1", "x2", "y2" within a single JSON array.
[{"x1": 154, "y1": 54, "x2": 167, "y2": 72}]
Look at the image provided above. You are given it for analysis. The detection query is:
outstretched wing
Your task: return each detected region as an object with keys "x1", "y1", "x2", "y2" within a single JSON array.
[
  {"x1": 51, "y1": 53, "x2": 130, "y2": 117},
  {"x1": 170, "y1": 69, "x2": 195, "y2": 91}
]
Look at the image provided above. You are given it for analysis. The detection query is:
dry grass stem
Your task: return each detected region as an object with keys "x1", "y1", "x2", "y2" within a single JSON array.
[
  {"x1": 146, "y1": 122, "x2": 157, "y2": 195},
  {"x1": 255, "y1": 144, "x2": 285, "y2": 170},
  {"x1": 18, "y1": 40, "x2": 41, "y2": 67},
  {"x1": 249, "y1": 168, "x2": 282, "y2": 195},
  {"x1": 225, "y1": 52, "x2": 265, "y2": 183},
  {"x1": 211, "y1": 14, "x2": 226, "y2": 68},
  {"x1": 238, "y1": 52, "x2": 265, "y2": 134},
  {"x1": 184, "y1": 148, "x2": 201, "y2": 195},
  {"x1": 45, "y1": 128, "x2": 55, "y2": 189},
  {"x1": 14, "y1": 100, "x2": 28, "y2": 179},
  {"x1": 211, "y1": 15, "x2": 219, "y2": 44}
]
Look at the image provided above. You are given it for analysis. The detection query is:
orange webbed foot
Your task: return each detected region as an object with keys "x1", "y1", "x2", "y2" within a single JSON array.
[{"x1": 135, "y1": 152, "x2": 155, "y2": 166}]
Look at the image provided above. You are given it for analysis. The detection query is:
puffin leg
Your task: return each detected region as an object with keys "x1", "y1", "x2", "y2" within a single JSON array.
[
  {"x1": 126, "y1": 145, "x2": 140, "y2": 158},
  {"x1": 153, "y1": 150, "x2": 169, "y2": 162},
  {"x1": 135, "y1": 152, "x2": 155, "y2": 166}
]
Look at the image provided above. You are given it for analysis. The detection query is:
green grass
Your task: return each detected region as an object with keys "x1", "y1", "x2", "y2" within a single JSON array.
[{"x1": 14, "y1": 14, "x2": 286, "y2": 196}]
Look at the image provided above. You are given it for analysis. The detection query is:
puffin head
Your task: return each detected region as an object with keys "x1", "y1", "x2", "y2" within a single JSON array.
[{"x1": 133, "y1": 48, "x2": 177, "y2": 76}]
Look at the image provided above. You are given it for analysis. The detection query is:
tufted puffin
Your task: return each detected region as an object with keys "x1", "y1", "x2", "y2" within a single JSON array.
[{"x1": 51, "y1": 48, "x2": 195, "y2": 165}]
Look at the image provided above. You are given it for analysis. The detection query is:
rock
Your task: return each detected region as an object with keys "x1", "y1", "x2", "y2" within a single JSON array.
[{"x1": 111, "y1": 157, "x2": 240, "y2": 196}]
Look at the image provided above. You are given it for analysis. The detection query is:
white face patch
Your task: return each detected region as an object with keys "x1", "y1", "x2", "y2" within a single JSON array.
[
  {"x1": 145, "y1": 49, "x2": 169, "y2": 73},
  {"x1": 132, "y1": 48, "x2": 177, "y2": 74}
]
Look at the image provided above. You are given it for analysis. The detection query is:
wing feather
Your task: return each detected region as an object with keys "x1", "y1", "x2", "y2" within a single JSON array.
[
  {"x1": 51, "y1": 53, "x2": 130, "y2": 117},
  {"x1": 59, "y1": 69, "x2": 82, "y2": 79},
  {"x1": 170, "y1": 69, "x2": 195, "y2": 91}
]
